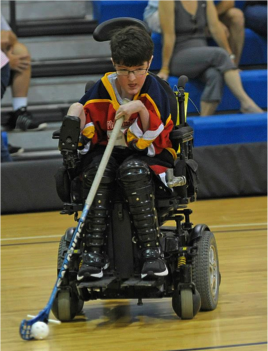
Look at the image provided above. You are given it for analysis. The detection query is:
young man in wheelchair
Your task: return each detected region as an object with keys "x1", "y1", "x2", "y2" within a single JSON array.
[{"x1": 57, "y1": 25, "x2": 180, "y2": 282}]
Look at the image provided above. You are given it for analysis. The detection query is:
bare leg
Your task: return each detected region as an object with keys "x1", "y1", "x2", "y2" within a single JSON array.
[
  {"x1": 200, "y1": 101, "x2": 219, "y2": 116},
  {"x1": 10, "y1": 42, "x2": 31, "y2": 97},
  {"x1": 67, "y1": 102, "x2": 86, "y2": 129},
  {"x1": 224, "y1": 70, "x2": 263, "y2": 113},
  {"x1": 220, "y1": 8, "x2": 245, "y2": 66}
]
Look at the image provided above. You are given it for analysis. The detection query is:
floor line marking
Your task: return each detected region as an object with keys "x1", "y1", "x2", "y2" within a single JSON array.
[
  {"x1": 1, "y1": 223, "x2": 267, "y2": 242},
  {"x1": 168, "y1": 341, "x2": 267, "y2": 351},
  {"x1": 0, "y1": 234, "x2": 62, "y2": 241},
  {"x1": 210, "y1": 223, "x2": 267, "y2": 228}
]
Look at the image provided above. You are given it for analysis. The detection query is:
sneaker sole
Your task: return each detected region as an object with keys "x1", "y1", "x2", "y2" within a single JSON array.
[
  {"x1": 77, "y1": 269, "x2": 104, "y2": 281},
  {"x1": 9, "y1": 148, "x2": 24, "y2": 156},
  {"x1": 141, "y1": 267, "x2": 168, "y2": 279},
  {"x1": 13, "y1": 123, "x2": 48, "y2": 132}
]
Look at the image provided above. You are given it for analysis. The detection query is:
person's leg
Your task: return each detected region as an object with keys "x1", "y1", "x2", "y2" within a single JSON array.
[
  {"x1": 118, "y1": 158, "x2": 168, "y2": 279},
  {"x1": 220, "y1": 8, "x2": 245, "y2": 66},
  {"x1": 10, "y1": 42, "x2": 31, "y2": 102},
  {"x1": 6, "y1": 42, "x2": 47, "y2": 131},
  {"x1": 170, "y1": 47, "x2": 233, "y2": 116},
  {"x1": 199, "y1": 67, "x2": 224, "y2": 116},
  {"x1": 0, "y1": 63, "x2": 12, "y2": 162},
  {"x1": 224, "y1": 69, "x2": 263, "y2": 113},
  {"x1": 244, "y1": 5, "x2": 267, "y2": 37},
  {"x1": 200, "y1": 101, "x2": 219, "y2": 116},
  {"x1": 77, "y1": 154, "x2": 117, "y2": 281}
]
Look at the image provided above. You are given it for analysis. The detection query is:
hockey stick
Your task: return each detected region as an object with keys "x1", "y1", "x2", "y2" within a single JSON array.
[{"x1": 20, "y1": 117, "x2": 124, "y2": 340}]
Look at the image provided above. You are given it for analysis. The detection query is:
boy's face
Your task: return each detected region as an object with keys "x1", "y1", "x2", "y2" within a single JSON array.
[{"x1": 112, "y1": 58, "x2": 152, "y2": 99}]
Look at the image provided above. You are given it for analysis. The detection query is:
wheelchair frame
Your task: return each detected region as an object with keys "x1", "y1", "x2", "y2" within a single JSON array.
[
  {"x1": 51, "y1": 72, "x2": 220, "y2": 321},
  {"x1": 19, "y1": 19, "x2": 220, "y2": 341}
]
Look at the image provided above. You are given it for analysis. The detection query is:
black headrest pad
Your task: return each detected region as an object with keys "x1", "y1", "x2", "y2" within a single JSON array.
[{"x1": 93, "y1": 17, "x2": 150, "y2": 42}]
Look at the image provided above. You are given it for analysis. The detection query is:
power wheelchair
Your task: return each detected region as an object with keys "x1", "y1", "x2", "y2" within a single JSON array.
[{"x1": 51, "y1": 18, "x2": 220, "y2": 322}]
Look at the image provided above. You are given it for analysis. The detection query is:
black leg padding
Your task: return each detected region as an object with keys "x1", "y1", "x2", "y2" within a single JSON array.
[
  {"x1": 82, "y1": 155, "x2": 117, "y2": 253},
  {"x1": 118, "y1": 159, "x2": 160, "y2": 248}
]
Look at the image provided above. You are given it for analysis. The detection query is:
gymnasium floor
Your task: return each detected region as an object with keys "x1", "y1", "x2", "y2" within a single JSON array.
[{"x1": 1, "y1": 196, "x2": 267, "y2": 351}]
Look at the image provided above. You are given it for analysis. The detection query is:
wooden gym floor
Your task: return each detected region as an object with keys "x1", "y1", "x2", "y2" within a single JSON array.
[{"x1": 1, "y1": 196, "x2": 267, "y2": 351}]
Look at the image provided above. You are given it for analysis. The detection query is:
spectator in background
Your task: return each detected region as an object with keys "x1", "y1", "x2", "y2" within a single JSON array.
[
  {"x1": 1, "y1": 50, "x2": 12, "y2": 162},
  {"x1": 214, "y1": 1, "x2": 244, "y2": 66},
  {"x1": 144, "y1": 1, "x2": 245, "y2": 66},
  {"x1": 158, "y1": 0, "x2": 263, "y2": 116},
  {"x1": 1, "y1": 15, "x2": 47, "y2": 131},
  {"x1": 143, "y1": 0, "x2": 161, "y2": 33},
  {"x1": 244, "y1": 1, "x2": 267, "y2": 37}
]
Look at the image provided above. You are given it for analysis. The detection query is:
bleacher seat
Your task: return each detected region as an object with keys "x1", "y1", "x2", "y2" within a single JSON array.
[
  {"x1": 187, "y1": 113, "x2": 267, "y2": 147},
  {"x1": 168, "y1": 70, "x2": 267, "y2": 113},
  {"x1": 92, "y1": 1, "x2": 147, "y2": 23},
  {"x1": 235, "y1": 1, "x2": 245, "y2": 10}
]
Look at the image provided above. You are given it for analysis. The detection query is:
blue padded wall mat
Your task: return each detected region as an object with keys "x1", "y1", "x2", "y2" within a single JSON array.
[
  {"x1": 187, "y1": 113, "x2": 267, "y2": 147},
  {"x1": 92, "y1": 1, "x2": 148, "y2": 23}
]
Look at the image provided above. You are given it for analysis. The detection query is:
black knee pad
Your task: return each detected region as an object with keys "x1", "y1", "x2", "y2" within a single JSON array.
[
  {"x1": 83, "y1": 155, "x2": 117, "y2": 189},
  {"x1": 118, "y1": 159, "x2": 152, "y2": 190}
]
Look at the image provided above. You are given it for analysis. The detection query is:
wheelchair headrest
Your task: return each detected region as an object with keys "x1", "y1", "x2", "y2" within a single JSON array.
[{"x1": 93, "y1": 17, "x2": 150, "y2": 42}]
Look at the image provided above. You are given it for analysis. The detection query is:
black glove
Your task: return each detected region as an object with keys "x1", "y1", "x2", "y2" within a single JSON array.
[{"x1": 128, "y1": 139, "x2": 148, "y2": 155}]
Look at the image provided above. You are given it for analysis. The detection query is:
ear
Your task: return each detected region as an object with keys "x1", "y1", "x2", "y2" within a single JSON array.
[{"x1": 148, "y1": 55, "x2": 154, "y2": 69}]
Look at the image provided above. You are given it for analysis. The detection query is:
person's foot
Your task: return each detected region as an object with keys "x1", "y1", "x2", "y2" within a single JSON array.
[
  {"x1": 6, "y1": 107, "x2": 47, "y2": 131},
  {"x1": 8, "y1": 144, "x2": 24, "y2": 156},
  {"x1": 77, "y1": 252, "x2": 109, "y2": 281},
  {"x1": 241, "y1": 101, "x2": 264, "y2": 114},
  {"x1": 141, "y1": 247, "x2": 168, "y2": 279}
]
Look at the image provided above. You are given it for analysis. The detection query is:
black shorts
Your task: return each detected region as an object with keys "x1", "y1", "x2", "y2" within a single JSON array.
[
  {"x1": 1, "y1": 63, "x2": 10, "y2": 99},
  {"x1": 8, "y1": 69, "x2": 15, "y2": 86}
]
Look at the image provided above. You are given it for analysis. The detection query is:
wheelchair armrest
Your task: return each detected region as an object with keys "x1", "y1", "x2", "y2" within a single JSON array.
[
  {"x1": 170, "y1": 125, "x2": 194, "y2": 143},
  {"x1": 56, "y1": 115, "x2": 81, "y2": 170}
]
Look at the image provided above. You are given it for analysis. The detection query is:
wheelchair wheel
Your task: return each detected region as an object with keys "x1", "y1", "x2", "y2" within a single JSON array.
[
  {"x1": 181, "y1": 289, "x2": 193, "y2": 319},
  {"x1": 192, "y1": 231, "x2": 220, "y2": 311},
  {"x1": 52, "y1": 288, "x2": 84, "y2": 322},
  {"x1": 52, "y1": 235, "x2": 84, "y2": 321},
  {"x1": 172, "y1": 288, "x2": 201, "y2": 320}
]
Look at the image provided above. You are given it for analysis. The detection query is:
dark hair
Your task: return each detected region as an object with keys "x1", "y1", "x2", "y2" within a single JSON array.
[{"x1": 110, "y1": 26, "x2": 154, "y2": 66}]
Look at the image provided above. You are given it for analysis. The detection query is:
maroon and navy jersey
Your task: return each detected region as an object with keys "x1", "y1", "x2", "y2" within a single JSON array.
[{"x1": 79, "y1": 72, "x2": 176, "y2": 160}]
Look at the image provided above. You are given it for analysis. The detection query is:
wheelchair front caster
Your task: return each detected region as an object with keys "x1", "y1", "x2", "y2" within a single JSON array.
[
  {"x1": 172, "y1": 288, "x2": 201, "y2": 319},
  {"x1": 52, "y1": 288, "x2": 84, "y2": 322}
]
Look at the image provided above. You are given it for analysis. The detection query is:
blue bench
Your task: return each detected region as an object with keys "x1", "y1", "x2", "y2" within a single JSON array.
[
  {"x1": 92, "y1": 1, "x2": 147, "y2": 23},
  {"x1": 234, "y1": 1, "x2": 245, "y2": 9},
  {"x1": 168, "y1": 69, "x2": 267, "y2": 113},
  {"x1": 187, "y1": 113, "x2": 267, "y2": 147}
]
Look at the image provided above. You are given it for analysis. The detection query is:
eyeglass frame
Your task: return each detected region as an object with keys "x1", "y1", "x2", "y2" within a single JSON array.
[{"x1": 115, "y1": 66, "x2": 149, "y2": 77}]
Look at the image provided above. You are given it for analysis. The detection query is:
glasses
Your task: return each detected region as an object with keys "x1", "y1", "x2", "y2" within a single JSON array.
[{"x1": 116, "y1": 68, "x2": 148, "y2": 77}]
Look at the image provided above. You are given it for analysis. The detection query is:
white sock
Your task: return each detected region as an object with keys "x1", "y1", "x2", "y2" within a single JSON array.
[{"x1": 13, "y1": 97, "x2": 28, "y2": 111}]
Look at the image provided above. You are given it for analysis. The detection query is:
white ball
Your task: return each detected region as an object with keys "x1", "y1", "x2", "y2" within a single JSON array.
[{"x1": 31, "y1": 321, "x2": 49, "y2": 340}]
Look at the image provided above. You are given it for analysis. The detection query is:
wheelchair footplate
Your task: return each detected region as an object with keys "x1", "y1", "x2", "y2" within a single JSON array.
[
  {"x1": 77, "y1": 276, "x2": 117, "y2": 289},
  {"x1": 121, "y1": 277, "x2": 164, "y2": 288}
]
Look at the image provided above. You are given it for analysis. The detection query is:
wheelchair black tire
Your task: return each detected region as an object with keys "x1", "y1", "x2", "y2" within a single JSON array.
[
  {"x1": 192, "y1": 231, "x2": 220, "y2": 311},
  {"x1": 52, "y1": 236, "x2": 84, "y2": 321},
  {"x1": 57, "y1": 236, "x2": 70, "y2": 285}
]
